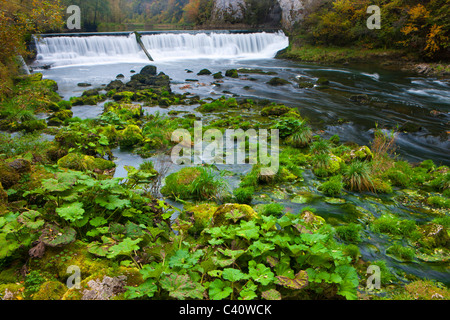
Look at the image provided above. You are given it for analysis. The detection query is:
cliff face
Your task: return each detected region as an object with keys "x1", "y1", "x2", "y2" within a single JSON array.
[{"x1": 211, "y1": 0, "x2": 321, "y2": 29}]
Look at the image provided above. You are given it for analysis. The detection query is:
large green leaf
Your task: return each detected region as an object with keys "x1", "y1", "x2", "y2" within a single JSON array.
[
  {"x1": 208, "y1": 279, "x2": 233, "y2": 300},
  {"x1": 222, "y1": 268, "x2": 248, "y2": 282},
  {"x1": 168, "y1": 248, "x2": 204, "y2": 269},
  {"x1": 56, "y1": 202, "x2": 85, "y2": 222},
  {"x1": 276, "y1": 270, "x2": 308, "y2": 290},
  {"x1": 106, "y1": 237, "x2": 142, "y2": 259},
  {"x1": 125, "y1": 280, "x2": 158, "y2": 299},
  {"x1": 41, "y1": 225, "x2": 76, "y2": 247},
  {"x1": 248, "y1": 260, "x2": 275, "y2": 286},
  {"x1": 160, "y1": 273, "x2": 205, "y2": 300}
]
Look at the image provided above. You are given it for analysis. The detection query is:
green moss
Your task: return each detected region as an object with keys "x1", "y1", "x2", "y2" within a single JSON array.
[
  {"x1": 0, "y1": 283, "x2": 24, "y2": 300},
  {"x1": 161, "y1": 166, "x2": 228, "y2": 201},
  {"x1": 118, "y1": 125, "x2": 144, "y2": 148},
  {"x1": 32, "y1": 281, "x2": 66, "y2": 300},
  {"x1": 386, "y1": 243, "x2": 415, "y2": 261},
  {"x1": 336, "y1": 223, "x2": 362, "y2": 243},
  {"x1": 225, "y1": 69, "x2": 239, "y2": 78},
  {"x1": 418, "y1": 223, "x2": 450, "y2": 250},
  {"x1": 212, "y1": 203, "x2": 258, "y2": 227},
  {"x1": 53, "y1": 110, "x2": 73, "y2": 121},
  {"x1": 261, "y1": 104, "x2": 293, "y2": 117},
  {"x1": 233, "y1": 187, "x2": 254, "y2": 204},
  {"x1": 426, "y1": 196, "x2": 450, "y2": 209},
  {"x1": 267, "y1": 77, "x2": 291, "y2": 86},
  {"x1": 0, "y1": 163, "x2": 20, "y2": 189},
  {"x1": 319, "y1": 175, "x2": 344, "y2": 196}
]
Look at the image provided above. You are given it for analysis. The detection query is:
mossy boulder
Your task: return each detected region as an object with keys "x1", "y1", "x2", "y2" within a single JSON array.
[
  {"x1": 7, "y1": 158, "x2": 32, "y2": 174},
  {"x1": 20, "y1": 119, "x2": 47, "y2": 132},
  {"x1": 418, "y1": 223, "x2": 450, "y2": 249},
  {"x1": 261, "y1": 104, "x2": 292, "y2": 117},
  {"x1": 225, "y1": 69, "x2": 239, "y2": 78},
  {"x1": 161, "y1": 167, "x2": 202, "y2": 199},
  {"x1": 33, "y1": 281, "x2": 66, "y2": 300},
  {"x1": 42, "y1": 79, "x2": 58, "y2": 92},
  {"x1": 299, "y1": 210, "x2": 326, "y2": 232},
  {"x1": 118, "y1": 125, "x2": 144, "y2": 148},
  {"x1": 57, "y1": 153, "x2": 115, "y2": 173},
  {"x1": 197, "y1": 69, "x2": 212, "y2": 76},
  {"x1": 181, "y1": 203, "x2": 219, "y2": 233},
  {"x1": 211, "y1": 203, "x2": 259, "y2": 227},
  {"x1": 0, "y1": 163, "x2": 20, "y2": 189},
  {"x1": 140, "y1": 65, "x2": 157, "y2": 76},
  {"x1": 0, "y1": 283, "x2": 24, "y2": 300},
  {"x1": 0, "y1": 182, "x2": 7, "y2": 204},
  {"x1": 52, "y1": 110, "x2": 73, "y2": 121},
  {"x1": 316, "y1": 77, "x2": 330, "y2": 86},
  {"x1": 352, "y1": 146, "x2": 373, "y2": 161},
  {"x1": 213, "y1": 72, "x2": 224, "y2": 79},
  {"x1": 267, "y1": 77, "x2": 291, "y2": 86}
]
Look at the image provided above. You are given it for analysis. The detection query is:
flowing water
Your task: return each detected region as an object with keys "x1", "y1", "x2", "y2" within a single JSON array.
[{"x1": 31, "y1": 31, "x2": 450, "y2": 285}]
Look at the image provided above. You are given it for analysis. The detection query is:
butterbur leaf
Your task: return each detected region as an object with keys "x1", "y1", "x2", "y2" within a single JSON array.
[
  {"x1": 208, "y1": 279, "x2": 233, "y2": 300},
  {"x1": 18, "y1": 211, "x2": 44, "y2": 230},
  {"x1": 160, "y1": 273, "x2": 205, "y2": 300},
  {"x1": 95, "y1": 195, "x2": 130, "y2": 210},
  {"x1": 222, "y1": 268, "x2": 248, "y2": 282},
  {"x1": 56, "y1": 202, "x2": 85, "y2": 222},
  {"x1": 125, "y1": 280, "x2": 158, "y2": 299},
  {"x1": 261, "y1": 289, "x2": 281, "y2": 300},
  {"x1": 89, "y1": 217, "x2": 108, "y2": 227},
  {"x1": 106, "y1": 237, "x2": 142, "y2": 259},
  {"x1": 41, "y1": 225, "x2": 76, "y2": 247},
  {"x1": 235, "y1": 220, "x2": 260, "y2": 240},
  {"x1": 87, "y1": 237, "x2": 115, "y2": 257},
  {"x1": 169, "y1": 249, "x2": 204, "y2": 269},
  {"x1": 239, "y1": 280, "x2": 258, "y2": 300},
  {"x1": 248, "y1": 260, "x2": 275, "y2": 286},
  {"x1": 276, "y1": 270, "x2": 308, "y2": 290}
]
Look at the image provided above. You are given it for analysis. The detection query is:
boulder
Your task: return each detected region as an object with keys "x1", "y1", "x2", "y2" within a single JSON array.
[{"x1": 212, "y1": 203, "x2": 259, "y2": 227}]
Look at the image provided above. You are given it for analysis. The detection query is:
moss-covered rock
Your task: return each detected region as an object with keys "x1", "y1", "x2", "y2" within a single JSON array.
[
  {"x1": 267, "y1": 77, "x2": 291, "y2": 86},
  {"x1": 225, "y1": 69, "x2": 239, "y2": 78},
  {"x1": 0, "y1": 283, "x2": 24, "y2": 300},
  {"x1": 57, "y1": 153, "x2": 115, "y2": 173},
  {"x1": 197, "y1": 69, "x2": 212, "y2": 76},
  {"x1": 261, "y1": 104, "x2": 292, "y2": 117},
  {"x1": 212, "y1": 203, "x2": 259, "y2": 227},
  {"x1": 0, "y1": 182, "x2": 7, "y2": 204},
  {"x1": 0, "y1": 163, "x2": 20, "y2": 189},
  {"x1": 33, "y1": 281, "x2": 66, "y2": 300},
  {"x1": 20, "y1": 119, "x2": 47, "y2": 132},
  {"x1": 118, "y1": 125, "x2": 144, "y2": 148},
  {"x1": 299, "y1": 210, "x2": 326, "y2": 232},
  {"x1": 418, "y1": 223, "x2": 450, "y2": 249}
]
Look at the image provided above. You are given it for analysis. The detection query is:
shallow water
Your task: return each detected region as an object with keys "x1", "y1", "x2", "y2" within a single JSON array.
[{"x1": 31, "y1": 32, "x2": 450, "y2": 286}]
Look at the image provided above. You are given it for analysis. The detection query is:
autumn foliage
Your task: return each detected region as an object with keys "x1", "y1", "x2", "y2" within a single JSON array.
[
  {"x1": 295, "y1": 0, "x2": 450, "y2": 60},
  {"x1": 0, "y1": 0, "x2": 63, "y2": 96}
]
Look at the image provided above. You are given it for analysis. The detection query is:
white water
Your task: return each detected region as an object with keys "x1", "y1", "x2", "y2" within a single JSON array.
[
  {"x1": 34, "y1": 31, "x2": 289, "y2": 67},
  {"x1": 34, "y1": 33, "x2": 148, "y2": 67},
  {"x1": 141, "y1": 31, "x2": 289, "y2": 61}
]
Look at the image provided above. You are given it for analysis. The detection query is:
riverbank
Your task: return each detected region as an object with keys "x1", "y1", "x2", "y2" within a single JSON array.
[{"x1": 277, "y1": 44, "x2": 450, "y2": 79}]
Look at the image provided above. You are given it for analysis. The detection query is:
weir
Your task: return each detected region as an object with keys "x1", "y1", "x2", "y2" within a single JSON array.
[{"x1": 32, "y1": 31, "x2": 289, "y2": 67}]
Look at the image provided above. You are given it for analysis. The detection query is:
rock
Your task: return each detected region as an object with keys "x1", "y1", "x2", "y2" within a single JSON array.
[
  {"x1": 212, "y1": 203, "x2": 258, "y2": 227},
  {"x1": 33, "y1": 281, "x2": 66, "y2": 300},
  {"x1": 267, "y1": 77, "x2": 291, "y2": 86},
  {"x1": 299, "y1": 210, "x2": 325, "y2": 231},
  {"x1": 261, "y1": 104, "x2": 292, "y2": 117},
  {"x1": 116, "y1": 74, "x2": 125, "y2": 79},
  {"x1": 7, "y1": 158, "x2": 32, "y2": 174},
  {"x1": 77, "y1": 83, "x2": 91, "y2": 87},
  {"x1": 316, "y1": 77, "x2": 330, "y2": 85},
  {"x1": 419, "y1": 223, "x2": 450, "y2": 249},
  {"x1": 105, "y1": 80, "x2": 125, "y2": 91},
  {"x1": 213, "y1": 72, "x2": 224, "y2": 79},
  {"x1": 399, "y1": 121, "x2": 422, "y2": 133},
  {"x1": 82, "y1": 88, "x2": 100, "y2": 97},
  {"x1": 82, "y1": 275, "x2": 127, "y2": 300},
  {"x1": 140, "y1": 65, "x2": 157, "y2": 76},
  {"x1": 197, "y1": 69, "x2": 212, "y2": 76},
  {"x1": 0, "y1": 164, "x2": 20, "y2": 189},
  {"x1": 350, "y1": 94, "x2": 371, "y2": 104},
  {"x1": 225, "y1": 69, "x2": 239, "y2": 78}
]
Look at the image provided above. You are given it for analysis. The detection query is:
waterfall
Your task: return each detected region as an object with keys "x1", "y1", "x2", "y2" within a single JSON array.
[
  {"x1": 141, "y1": 31, "x2": 289, "y2": 61},
  {"x1": 33, "y1": 33, "x2": 148, "y2": 67},
  {"x1": 33, "y1": 31, "x2": 289, "y2": 67}
]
